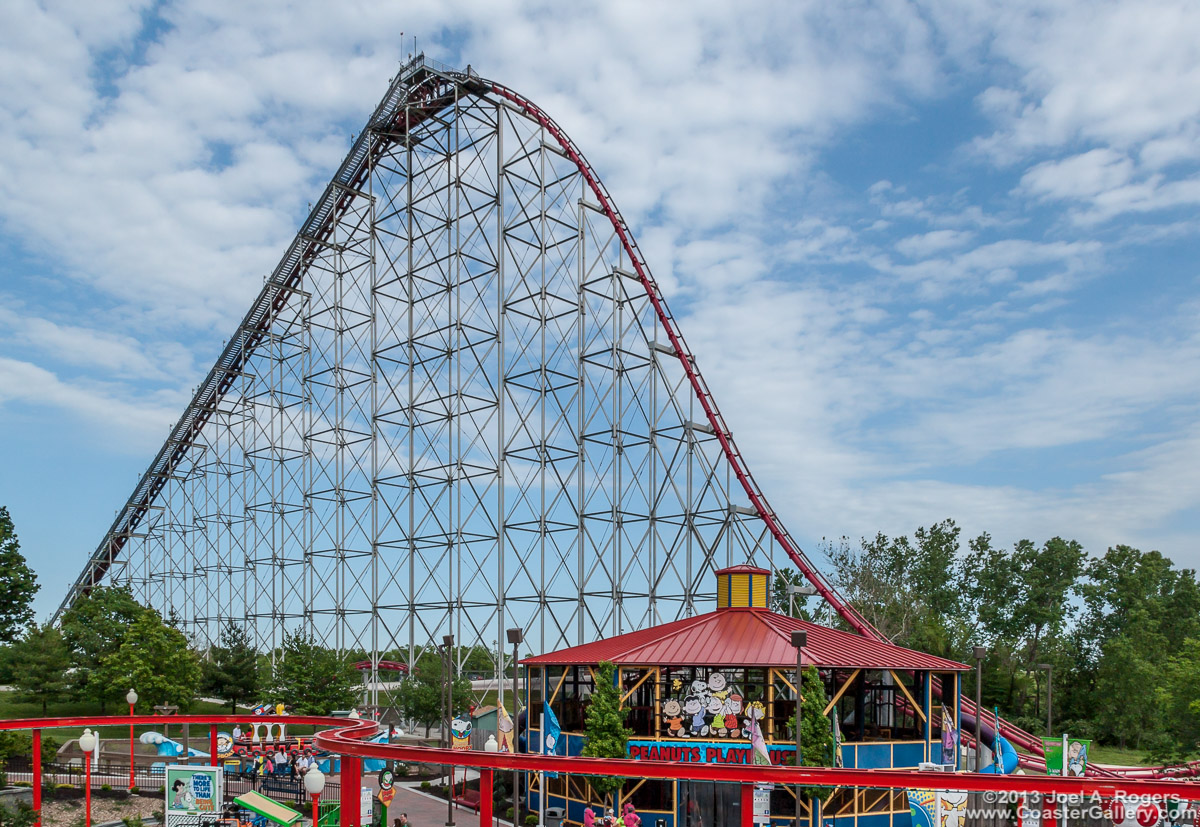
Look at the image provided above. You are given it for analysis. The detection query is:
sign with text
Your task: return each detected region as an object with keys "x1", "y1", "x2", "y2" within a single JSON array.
[
  {"x1": 628, "y1": 740, "x2": 794, "y2": 765},
  {"x1": 164, "y1": 765, "x2": 223, "y2": 827}
]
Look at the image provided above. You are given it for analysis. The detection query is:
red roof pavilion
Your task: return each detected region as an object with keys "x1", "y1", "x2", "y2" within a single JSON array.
[{"x1": 522, "y1": 566, "x2": 968, "y2": 672}]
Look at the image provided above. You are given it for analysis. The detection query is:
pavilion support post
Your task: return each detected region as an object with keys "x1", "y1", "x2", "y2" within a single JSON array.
[
  {"x1": 210, "y1": 726, "x2": 219, "y2": 767},
  {"x1": 741, "y1": 783, "x2": 753, "y2": 827}
]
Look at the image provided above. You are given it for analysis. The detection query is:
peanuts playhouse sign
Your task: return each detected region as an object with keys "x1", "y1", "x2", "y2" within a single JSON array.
[{"x1": 628, "y1": 740, "x2": 794, "y2": 765}]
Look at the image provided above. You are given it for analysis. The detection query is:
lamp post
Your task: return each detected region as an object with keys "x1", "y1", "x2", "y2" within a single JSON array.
[
  {"x1": 79, "y1": 728, "x2": 96, "y2": 827},
  {"x1": 443, "y1": 634, "x2": 455, "y2": 827},
  {"x1": 973, "y1": 646, "x2": 986, "y2": 772},
  {"x1": 126, "y1": 688, "x2": 138, "y2": 791},
  {"x1": 790, "y1": 630, "x2": 807, "y2": 827},
  {"x1": 1038, "y1": 664, "x2": 1053, "y2": 737},
  {"x1": 506, "y1": 627, "x2": 523, "y2": 827},
  {"x1": 304, "y1": 765, "x2": 326, "y2": 827}
]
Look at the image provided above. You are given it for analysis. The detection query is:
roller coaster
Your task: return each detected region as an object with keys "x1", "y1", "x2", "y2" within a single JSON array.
[{"x1": 48, "y1": 56, "x2": 1191, "y2": 781}]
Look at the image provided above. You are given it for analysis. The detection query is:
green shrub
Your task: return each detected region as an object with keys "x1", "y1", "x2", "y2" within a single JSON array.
[
  {"x1": 130, "y1": 786, "x2": 140, "y2": 794},
  {"x1": 0, "y1": 801, "x2": 38, "y2": 827},
  {"x1": 122, "y1": 817, "x2": 145, "y2": 827},
  {"x1": 101, "y1": 784, "x2": 112, "y2": 791},
  {"x1": 55, "y1": 783, "x2": 75, "y2": 789},
  {"x1": 505, "y1": 808, "x2": 514, "y2": 820},
  {"x1": 420, "y1": 781, "x2": 432, "y2": 791},
  {"x1": 525, "y1": 816, "x2": 539, "y2": 826},
  {"x1": 13, "y1": 781, "x2": 30, "y2": 788}
]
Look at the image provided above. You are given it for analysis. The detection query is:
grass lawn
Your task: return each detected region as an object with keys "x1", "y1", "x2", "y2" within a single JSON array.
[
  {"x1": 1088, "y1": 744, "x2": 1152, "y2": 766},
  {"x1": 0, "y1": 691, "x2": 236, "y2": 736}
]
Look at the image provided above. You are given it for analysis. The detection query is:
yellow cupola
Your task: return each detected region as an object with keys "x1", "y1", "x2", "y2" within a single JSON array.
[{"x1": 715, "y1": 564, "x2": 770, "y2": 609}]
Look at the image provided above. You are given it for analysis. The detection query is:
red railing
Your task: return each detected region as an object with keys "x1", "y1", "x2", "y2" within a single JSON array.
[{"x1": 6, "y1": 715, "x2": 1200, "y2": 827}]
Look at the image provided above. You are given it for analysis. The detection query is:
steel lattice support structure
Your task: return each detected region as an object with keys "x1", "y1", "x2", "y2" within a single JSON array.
[{"x1": 54, "y1": 57, "x2": 864, "y2": 696}]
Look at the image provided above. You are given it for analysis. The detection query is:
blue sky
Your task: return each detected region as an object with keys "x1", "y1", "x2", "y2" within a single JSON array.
[{"x1": 3, "y1": 0, "x2": 1200, "y2": 621}]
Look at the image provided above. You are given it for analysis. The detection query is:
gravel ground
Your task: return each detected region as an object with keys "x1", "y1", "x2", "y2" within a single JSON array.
[{"x1": 40, "y1": 794, "x2": 162, "y2": 827}]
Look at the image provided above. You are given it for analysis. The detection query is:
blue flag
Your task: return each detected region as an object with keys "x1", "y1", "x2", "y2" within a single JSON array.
[{"x1": 543, "y1": 702, "x2": 561, "y2": 778}]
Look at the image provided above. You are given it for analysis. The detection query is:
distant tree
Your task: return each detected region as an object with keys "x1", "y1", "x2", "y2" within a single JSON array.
[
  {"x1": 59, "y1": 586, "x2": 147, "y2": 706},
  {"x1": 94, "y1": 610, "x2": 202, "y2": 710},
  {"x1": 1152, "y1": 637, "x2": 1200, "y2": 762},
  {"x1": 272, "y1": 630, "x2": 358, "y2": 714},
  {"x1": 202, "y1": 622, "x2": 260, "y2": 712},
  {"x1": 393, "y1": 647, "x2": 472, "y2": 737},
  {"x1": 10, "y1": 623, "x2": 70, "y2": 713},
  {"x1": 0, "y1": 507, "x2": 38, "y2": 643},
  {"x1": 786, "y1": 665, "x2": 835, "y2": 801},
  {"x1": 580, "y1": 661, "x2": 632, "y2": 810}
]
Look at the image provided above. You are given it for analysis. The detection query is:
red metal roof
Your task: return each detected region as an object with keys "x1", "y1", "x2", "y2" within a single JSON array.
[{"x1": 521, "y1": 609, "x2": 968, "y2": 671}]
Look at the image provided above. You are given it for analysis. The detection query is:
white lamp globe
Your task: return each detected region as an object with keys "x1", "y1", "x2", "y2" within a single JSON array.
[
  {"x1": 484, "y1": 735, "x2": 498, "y2": 752},
  {"x1": 303, "y1": 766, "x2": 326, "y2": 796},
  {"x1": 126, "y1": 689, "x2": 138, "y2": 706},
  {"x1": 79, "y1": 729, "x2": 96, "y2": 753}
]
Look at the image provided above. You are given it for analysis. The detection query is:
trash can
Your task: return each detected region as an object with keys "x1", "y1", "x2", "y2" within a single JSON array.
[{"x1": 545, "y1": 807, "x2": 566, "y2": 827}]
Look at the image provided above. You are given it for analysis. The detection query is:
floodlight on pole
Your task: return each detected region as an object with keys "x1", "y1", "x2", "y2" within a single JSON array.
[
  {"x1": 1038, "y1": 664, "x2": 1054, "y2": 737},
  {"x1": 973, "y1": 646, "x2": 987, "y2": 771},
  {"x1": 791, "y1": 630, "x2": 807, "y2": 827},
  {"x1": 506, "y1": 627, "x2": 523, "y2": 826}
]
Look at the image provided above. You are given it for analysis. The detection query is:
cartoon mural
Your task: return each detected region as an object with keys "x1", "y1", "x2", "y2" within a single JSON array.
[
  {"x1": 659, "y1": 672, "x2": 763, "y2": 741},
  {"x1": 909, "y1": 789, "x2": 967, "y2": 827},
  {"x1": 451, "y1": 714, "x2": 472, "y2": 750},
  {"x1": 940, "y1": 706, "x2": 957, "y2": 767}
]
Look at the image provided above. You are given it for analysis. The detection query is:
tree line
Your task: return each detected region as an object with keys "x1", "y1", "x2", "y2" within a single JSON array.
[{"x1": 772, "y1": 519, "x2": 1200, "y2": 762}]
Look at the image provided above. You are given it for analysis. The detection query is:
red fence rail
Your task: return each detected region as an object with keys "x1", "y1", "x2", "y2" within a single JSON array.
[{"x1": 5, "y1": 715, "x2": 1200, "y2": 827}]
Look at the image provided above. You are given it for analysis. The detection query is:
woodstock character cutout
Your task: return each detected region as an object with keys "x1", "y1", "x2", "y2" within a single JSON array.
[
  {"x1": 662, "y1": 699, "x2": 685, "y2": 737},
  {"x1": 684, "y1": 695, "x2": 705, "y2": 737}
]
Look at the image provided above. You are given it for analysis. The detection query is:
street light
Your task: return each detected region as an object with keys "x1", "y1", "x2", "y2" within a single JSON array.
[
  {"x1": 1038, "y1": 664, "x2": 1054, "y2": 737},
  {"x1": 304, "y1": 765, "x2": 326, "y2": 827},
  {"x1": 442, "y1": 634, "x2": 455, "y2": 827},
  {"x1": 973, "y1": 646, "x2": 986, "y2": 772},
  {"x1": 787, "y1": 583, "x2": 818, "y2": 617},
  {"x1": 506, "y1": 627, "x2": 524, "y2": 827},
  {"x1": 126, "y1": 689, "x2": 138, "y2": 791},
  {"x1": 790, "y1": 630, "x2": 807, "y2": 827},
  {"x1": 79, "y1": 728, "x2": 96, "y2": 827}
]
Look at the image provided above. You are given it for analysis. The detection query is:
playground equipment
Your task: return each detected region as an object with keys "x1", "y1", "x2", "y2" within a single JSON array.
[{"x1": 140, "y1": 731, "x2": 210, "y2": 760}]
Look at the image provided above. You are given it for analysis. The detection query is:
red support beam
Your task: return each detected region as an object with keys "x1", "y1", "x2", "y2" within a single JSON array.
[
  {"x1": 340, "y1": 755, "x2": 363, "y2": 827},
  {"x1": 740, "y1": 784, "x2": 753, "y2": 827},
  {"x1": 480, "y1": 769, "x2": 493, "y2": 827},
  {"x1": 211, "y1": 725, "x2": 219, "y2": 767},
  {"x1": 32, "y1": 729, "x2": 41, "y2": 827}
]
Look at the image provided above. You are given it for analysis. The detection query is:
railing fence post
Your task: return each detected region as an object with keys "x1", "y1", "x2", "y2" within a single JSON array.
[
  {"x1": 480, "y1": 769, "x2": 493, "y2": 827},
  {"x1": 33, "y1": 729, "x2": 41, "y2": 827}
]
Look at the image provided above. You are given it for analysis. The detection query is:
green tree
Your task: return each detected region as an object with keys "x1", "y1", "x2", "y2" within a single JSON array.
[
  {"x1": 94, "y1": 610, "x2": 202, "y2": 710},
  {"x1": 784, "y1": 666, "x2": 834, "y2": 801},
  {"x1": 0, "y1": 508, "x2": 38, "y2": 643},
  {"x1": 10, "y1": 623, "x2": 70, "y2": 713},
  {"x1": 272, "y1": 630, "x2": 359, "y2": 714},
  {"x1": 1092, "y1": 611, "x2": 1164, "y2": 749},
  {"x1": 580, "y1": 661, "x2": 632, "y2": 809},
  {"x1": 393, "y1": 648, "x2": 472, "y2": 737},
  {"x1": 202, "y1": 622, "x2": 260, "y2": 712},
  {"x1": 59, "y1": 586, "x2": 147, "y2": 706},
  {"x1": 1152, "y1": 637, "x2": 1200, "y2": 762}
]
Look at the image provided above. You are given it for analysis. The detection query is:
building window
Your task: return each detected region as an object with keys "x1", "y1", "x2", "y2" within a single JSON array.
[{"x1": 626, "y1": 779, "x2": 673, "y2": 812}]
